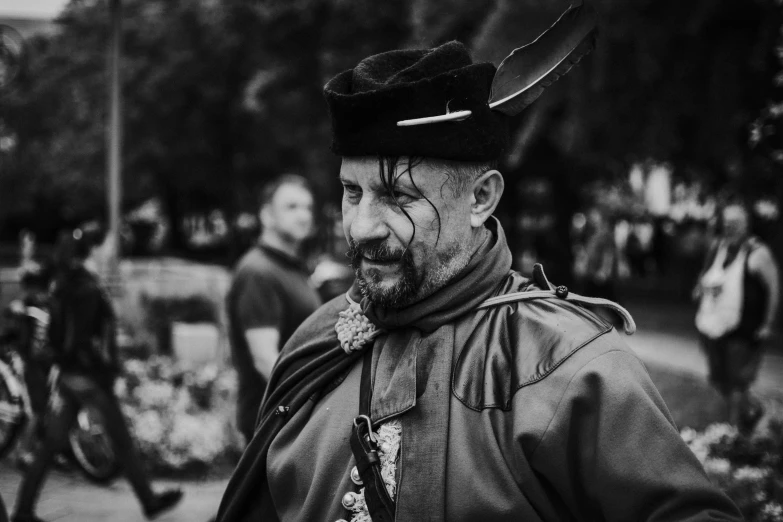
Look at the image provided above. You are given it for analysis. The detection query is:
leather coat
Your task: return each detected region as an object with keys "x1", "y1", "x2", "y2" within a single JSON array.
[{"x1": 264, "y1": 271, "x2": 742, "y2": 522}]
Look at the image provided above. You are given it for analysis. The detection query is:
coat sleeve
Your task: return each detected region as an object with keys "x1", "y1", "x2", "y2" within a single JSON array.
[{"x1": 530, "y1": 348, "x2": 743, "y2": 522}]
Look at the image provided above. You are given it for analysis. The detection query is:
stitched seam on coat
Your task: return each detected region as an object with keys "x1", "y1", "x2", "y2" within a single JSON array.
[
  {"x1": 452, "y1": 321, "x2": 612, "y2": 412},
  {"x1": 528, "y1": 348, "x2": 635, "y2": 459}
]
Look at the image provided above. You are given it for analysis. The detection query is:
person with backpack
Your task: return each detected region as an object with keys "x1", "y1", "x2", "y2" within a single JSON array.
[
  {"x1": 694, "y1": 201, "x2": 780, "y2": 431},
  {"x1": 11, "y1": 228, "x2": 183, "y2": 522}
]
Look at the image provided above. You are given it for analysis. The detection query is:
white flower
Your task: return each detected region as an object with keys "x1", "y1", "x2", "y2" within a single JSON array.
[
  {"x1": 732, "y1": 466, "x2": 770, "y2": 483},
  {"x1": 680, "y1": 427, "x2": 698, "y2": 444},
  {"x1": 135, "y1": 381, "x2": 175, "y2": 408},
  {"x1": 133, "y1": 410, "x2": 166, "y2": 447},
  {"x1": 701, "y1": 423, "x2": 738, "y2": 446},
  {"x1": 703, "y1": 458, "x2": 731, "y2": 476},
  {"x1": 215, "y1": 371, "x2": 237, "y2": 396},
  {"x1": 168, "y1": 413, "x2": 225, "y2": 463},
  {"x1": 761, "y1": 502, "x2": 783, "y2": 521}
]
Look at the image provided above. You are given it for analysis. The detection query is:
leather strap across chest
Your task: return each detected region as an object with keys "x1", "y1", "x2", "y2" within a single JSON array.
[{"x1": 349, "y1": 349, "x2": 396, "y2": 522}]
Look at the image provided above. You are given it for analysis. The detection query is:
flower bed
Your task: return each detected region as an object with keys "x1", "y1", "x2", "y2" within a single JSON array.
[
  {"x1": 116, "y1": 356, "x2": 243, "y2": 477},
  {"x1": 682, "y1": 422, "x2": 783, "y2": 521}
]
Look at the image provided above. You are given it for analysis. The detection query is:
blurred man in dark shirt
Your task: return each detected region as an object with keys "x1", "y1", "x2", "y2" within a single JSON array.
[
  {"x1": 227, "y1": 175, "x2": 321, "y2": 444},
  {"x1": 12, "y1": 228, "x2": 182, "y2": 522}
]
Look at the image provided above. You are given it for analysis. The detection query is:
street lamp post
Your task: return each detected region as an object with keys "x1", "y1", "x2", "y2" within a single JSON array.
[{"x1": 107, "y1": 0, "x2": 122, "y2": 288}]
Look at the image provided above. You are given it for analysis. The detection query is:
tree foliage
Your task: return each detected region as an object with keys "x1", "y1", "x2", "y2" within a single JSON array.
[{"x1": 0, "y1": 0, "x2": 779, "y2": 248}]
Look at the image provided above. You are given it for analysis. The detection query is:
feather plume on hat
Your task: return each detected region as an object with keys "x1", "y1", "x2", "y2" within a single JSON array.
[{"x1": 397, "y1": 1, "x2": 598, "y2": 127}]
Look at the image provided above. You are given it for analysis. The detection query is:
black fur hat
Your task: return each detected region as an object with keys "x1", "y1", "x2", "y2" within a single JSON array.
[{"x1": 323, "y1": 41, "x2": 510, "y2": 162}]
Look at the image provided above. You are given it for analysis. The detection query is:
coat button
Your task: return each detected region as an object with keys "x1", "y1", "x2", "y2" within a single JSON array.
[
  {"x1": 342, "y1": 492, "x2": 358, "y2": 509},
  {"x1": 350, "y1": 466, "x2": 363, "y2": 485},
  {"x1": 555, "y1": 285, "x2": 569, "y2": 298}
]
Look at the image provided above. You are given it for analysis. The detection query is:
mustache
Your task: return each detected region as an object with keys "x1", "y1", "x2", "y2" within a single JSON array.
[{"x1": 347, "y1": 240, "x2": 407, "y2": 264}]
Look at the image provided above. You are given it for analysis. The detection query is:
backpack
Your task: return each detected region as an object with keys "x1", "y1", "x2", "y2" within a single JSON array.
[{"x1": 695, "y1": 238, "x2": 757, "y2": 340}]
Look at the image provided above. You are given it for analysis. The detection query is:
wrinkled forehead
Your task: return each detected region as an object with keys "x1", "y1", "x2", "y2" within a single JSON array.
[
  {"x1": 339, "y1": 157, "x2": 381, "y2": 179},
  {"x1": 339, "y1": 156, "x2": 448, "y2": 187}
]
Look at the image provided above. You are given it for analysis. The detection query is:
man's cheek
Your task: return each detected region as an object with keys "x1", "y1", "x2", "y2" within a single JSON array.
[{"x1": 341, "y1": 207, "x2": 355, "y2": 240}]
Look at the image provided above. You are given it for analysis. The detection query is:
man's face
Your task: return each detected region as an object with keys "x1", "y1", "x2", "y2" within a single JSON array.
[
  {"x1": 722, "y1": 205, "x2": 749, "y2": 243},
  {"x1": 340, "y1": 157, "x2": 475, "y2": 308},
  {"x1": 262, "y1": 183, "x2": 315, "y2": 243}
]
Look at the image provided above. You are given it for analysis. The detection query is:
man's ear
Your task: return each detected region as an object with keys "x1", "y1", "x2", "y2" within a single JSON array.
[{"x1": 470, "y1": 170, "x2": 504, "y2": 228}]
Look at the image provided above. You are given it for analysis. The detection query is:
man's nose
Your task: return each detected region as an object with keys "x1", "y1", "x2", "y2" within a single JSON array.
[{"x1": 350, "y1": 197, "x2": 388, "y2": 243}]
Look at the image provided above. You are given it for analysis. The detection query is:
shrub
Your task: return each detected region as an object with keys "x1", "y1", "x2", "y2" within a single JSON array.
[
  {"x1": 117, "y1": 356, "x2": 242, "y2": 477},
  {"x1": 682, "y1": 421, "x2": 783, "y2": 521},
  {"x1": 141, "y1": 295, "x2": 218, "y2": 354}
]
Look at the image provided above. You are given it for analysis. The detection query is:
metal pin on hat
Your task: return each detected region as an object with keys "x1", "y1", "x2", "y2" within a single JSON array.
[
  {"x1": 398, "y1": 99, "x2": 472, "y2": 126},
  {"x1": 397, "y1": 110, "x2": 472, "y2": 127}
]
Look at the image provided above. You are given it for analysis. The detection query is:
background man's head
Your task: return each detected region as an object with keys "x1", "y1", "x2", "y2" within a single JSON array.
[
  {"x1": 259, "y1": 174, "x2": 315, "y2": 246},
  {"x1": 722, "y1": 201, "x2": 752, "y2": 244}
]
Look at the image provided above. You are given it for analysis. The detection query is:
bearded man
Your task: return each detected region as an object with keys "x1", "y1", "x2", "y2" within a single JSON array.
[{"x1": 216, "y1": 5, "x2": 742, "y2": 521}]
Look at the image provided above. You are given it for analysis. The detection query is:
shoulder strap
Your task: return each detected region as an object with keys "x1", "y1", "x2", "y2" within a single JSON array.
[
  {"x1": 699, "y1": 239, "x2": 722, "y2": 275},
  {"x1": 480, "y1": 264, "x2": 636, "y2": 335},
  {"x1": 478, "y1": 288, "x2": 636, "y2": 335},
  {"x1": 349, "y1": 349, "x2": 396, "y2": 522}
]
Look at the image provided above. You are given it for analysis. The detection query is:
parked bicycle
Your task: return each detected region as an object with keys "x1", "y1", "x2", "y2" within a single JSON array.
[{"x1": 0, "y1": 300, "x2": 120, "y2": 484}]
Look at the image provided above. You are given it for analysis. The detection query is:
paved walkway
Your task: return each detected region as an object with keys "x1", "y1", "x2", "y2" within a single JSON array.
[
  {"x1": 625, "y1": 318, "x2": 783, "y2": 401},
  {"x1": 0, "y1": 469, "x2": 226, "y2": 522}
]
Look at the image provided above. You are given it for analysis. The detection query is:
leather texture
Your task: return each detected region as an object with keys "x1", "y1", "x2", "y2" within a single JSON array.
[{"x1": 452, "y1": 272, "x2": 613, "y2": 411}]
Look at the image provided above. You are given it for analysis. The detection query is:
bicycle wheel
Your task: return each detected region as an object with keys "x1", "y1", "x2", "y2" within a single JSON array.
[
  {"x1": 68, "y1": 405, "x2": 121, "y2": 484},
  {"x1": 0, "y1": 359, "x2": 26, "y2": 459}
]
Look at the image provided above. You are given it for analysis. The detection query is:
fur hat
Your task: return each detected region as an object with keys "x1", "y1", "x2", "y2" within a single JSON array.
[{"x1": 323, "y1": 41, "x2": 509, "y2": 162}]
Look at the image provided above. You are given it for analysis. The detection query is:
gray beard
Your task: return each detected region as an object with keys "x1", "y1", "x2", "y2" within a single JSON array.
[
  {"x1": 354, "y1": 240, "x2": 471, "y2": 309},
  {"x1": 354, "y1": 257, "x2": 420, "y2": 308}
]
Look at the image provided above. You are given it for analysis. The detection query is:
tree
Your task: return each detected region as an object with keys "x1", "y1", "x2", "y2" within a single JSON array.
[
  {"x1": 0, "y1": 0, "x2": 415, "y2": 251},
  {"x1": 1, "y1": 0, "x2": 780, "y2": 255}
]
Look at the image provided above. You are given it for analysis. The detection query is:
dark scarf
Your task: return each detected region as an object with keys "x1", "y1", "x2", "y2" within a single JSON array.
[{"x1": 215, "y1": 219, "x2": 511, "y2": 521}]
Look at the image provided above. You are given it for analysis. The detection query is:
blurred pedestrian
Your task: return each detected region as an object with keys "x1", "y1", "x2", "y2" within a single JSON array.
[
  {"x1": 580, "y1": 207, "x2": 617, "y2": 300},
  {"x1": 10, "y1": 261, "x2": 53, "y2": 468},
  {"x1": 12, "y1": 228, "x2": 182, "y2": 522},
  {"x1": 694, "y1": 201, "x2": 780, "y2": 432},
  {"x1": 226, "y1": 175, "x2": 321, "y2": 444}
]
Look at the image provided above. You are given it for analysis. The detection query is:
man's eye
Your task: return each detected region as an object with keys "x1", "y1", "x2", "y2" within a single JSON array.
[
  {"x1": 343, "y1": 185, "x2": 361, "y2": 198},
  {"x1": 391, "y1": 191, "x2": 413, "y2": 202}
]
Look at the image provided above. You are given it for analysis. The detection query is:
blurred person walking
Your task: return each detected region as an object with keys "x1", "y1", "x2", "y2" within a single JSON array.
[
  {"x1": 694, "y1": 201, "x2": 780, "y2": 431},
  {"x1": 11, "y1": 228, "x2": 182, "y2": 522},
  {"x1": 6, "y1": 262, "x2": 53, "y2": 468},
  {"x1": 226, "y1": 175, "x2": 321, "y2": 444},
  {"x1": 574, "y1": 207, "x2": 617, "y2": 300}
]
